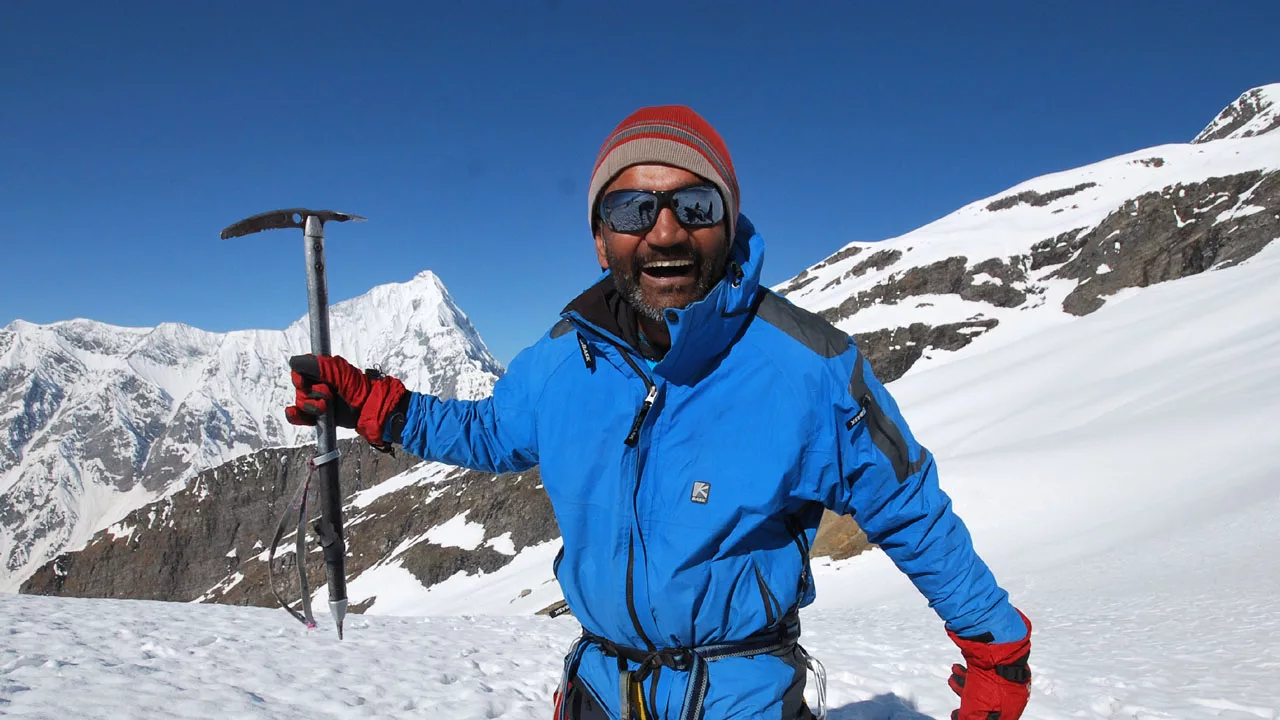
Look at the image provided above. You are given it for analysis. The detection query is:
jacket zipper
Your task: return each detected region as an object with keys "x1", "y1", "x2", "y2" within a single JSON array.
[
  {"x1": 569, "y1": 325, "x2": 659, "y2": 651},
  {"x1": 613, "y1": 344, "x2": 660, "y2": 651},
  {"x1": 785, "y1": 516, "x2": 813, "y2": 598},
  {"x1": 625, "y1": 538, "x2": 655, "y2": 650},
  {"x1": 753, "y1": 563, "x2": 779, "y2": 628}
]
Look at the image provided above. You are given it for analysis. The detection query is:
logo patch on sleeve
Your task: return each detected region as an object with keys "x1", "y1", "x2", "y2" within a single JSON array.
[
  {"x1": 846, "y1": 407, "x2": 867, "y2": 430},
  {"x1": 690, "y1": 481, "x2": 711, "y2": 504}
]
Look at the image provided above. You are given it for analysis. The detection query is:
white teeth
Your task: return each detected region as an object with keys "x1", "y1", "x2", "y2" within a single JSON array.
[{"x1": 644, "y1": 259, "x2": 693, "y2": 268}]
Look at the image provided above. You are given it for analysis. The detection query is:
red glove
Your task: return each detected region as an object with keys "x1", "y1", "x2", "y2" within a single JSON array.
[
  {"x1": 286, "y1": 354, "x2": 407, "y2": 448},
  {"x1": 948, "y1": 610, "x2": 1032, "y2": 720}
]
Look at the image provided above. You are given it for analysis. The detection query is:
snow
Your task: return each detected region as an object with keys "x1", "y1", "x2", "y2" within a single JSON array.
[
  {"x1": 1095, "y1": 263, "x2": 1112, "y2": 274},
  {"x1": 485, "y1": 532, "x2": 518, "y2": 557},
  {"x1": 346, "y1": 540, "x2": 565, "y2": 618},
  {"x1": 5, "y1": 225, "x2": 1280, "y2": 719},
  {"x1": 425, "y1": 512, "x2": 487, "y2": 551},
  {"x1": 348, "y1": 462, "x2": 458, "y2": 509},
  {"x1": 104, "y1": 522, "x2": 135, "y2": 543}
]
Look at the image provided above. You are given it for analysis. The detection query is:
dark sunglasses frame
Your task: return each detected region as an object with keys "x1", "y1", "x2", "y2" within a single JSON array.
[{"x1": 598, "y1": 184, "x2": 725, "y2": 234}]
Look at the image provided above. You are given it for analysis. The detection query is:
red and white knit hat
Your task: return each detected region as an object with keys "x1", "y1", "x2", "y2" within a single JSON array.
[{"x1": 588, "y1": 105, "x2": 740, "y2": 239}]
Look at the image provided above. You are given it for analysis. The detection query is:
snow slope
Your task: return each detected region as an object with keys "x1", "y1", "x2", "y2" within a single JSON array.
[
  {"x1": 778, "y1": 89, "x2": 1280, "y2": 380},
  {"x1": 5, "y1": 210, "x2": 1275, "y2": 719}
]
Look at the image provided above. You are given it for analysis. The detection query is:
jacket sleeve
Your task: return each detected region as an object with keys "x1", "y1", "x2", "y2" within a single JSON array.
[
  {"x1": 394, "y1": 342, "x2": 546, "y2": 475},
  {"x1": 806, "y1": 345, "x2": 1027, "y2": 643}
]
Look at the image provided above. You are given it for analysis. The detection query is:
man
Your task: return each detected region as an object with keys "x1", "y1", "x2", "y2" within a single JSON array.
[{"x1": 285, "y1": 106, "x2": 1033, "y2": 720}]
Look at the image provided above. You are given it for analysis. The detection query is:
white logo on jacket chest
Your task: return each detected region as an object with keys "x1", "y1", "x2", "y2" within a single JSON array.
[{"x1": 690, "y1": 481, "x2": 711, "y2": 504}]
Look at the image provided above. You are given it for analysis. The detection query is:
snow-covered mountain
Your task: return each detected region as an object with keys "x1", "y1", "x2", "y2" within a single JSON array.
[
  {"x1": 0, "y1": 270, "x2": 501, "y2": 591},
  {"x1": 778, "y1": 83, "x2": 1280, "y2": 382},
  {"x1": 1193, "y1": 83, "x2": 1280, "y2": 143}
]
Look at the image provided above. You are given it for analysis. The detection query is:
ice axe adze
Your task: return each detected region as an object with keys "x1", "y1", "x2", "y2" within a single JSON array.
[{"x1": 221, "y1": 208, "x2": 366, "y2": 639}]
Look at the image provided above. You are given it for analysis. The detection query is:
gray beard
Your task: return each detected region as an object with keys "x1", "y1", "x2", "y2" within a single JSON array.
[{"x1": 605, "y1": 241, "x2": 731, "y2": 322}]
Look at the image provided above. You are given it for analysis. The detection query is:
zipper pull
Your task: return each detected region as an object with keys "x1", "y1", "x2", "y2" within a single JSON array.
[{"x1": 624, "y1": 385, "x2": 658, "y2": 446}]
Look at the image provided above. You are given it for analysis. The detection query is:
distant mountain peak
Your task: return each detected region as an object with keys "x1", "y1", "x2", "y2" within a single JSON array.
[
  {"x1": 0, "y1": 269, "x2": 501, "y2": 591},
  {"x1": 1193, "y1": 84, "x2": 1280, "y2": 143}
]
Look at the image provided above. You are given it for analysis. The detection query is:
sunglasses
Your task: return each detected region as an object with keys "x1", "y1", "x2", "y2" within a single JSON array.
[{"x1": 598, "y1": 184, "x2": 725, "y2": 234}]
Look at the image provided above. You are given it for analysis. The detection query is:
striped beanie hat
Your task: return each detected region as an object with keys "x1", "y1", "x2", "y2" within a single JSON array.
[{"x1": 588, "y1": 105, "x2": 739, "y2": 240}]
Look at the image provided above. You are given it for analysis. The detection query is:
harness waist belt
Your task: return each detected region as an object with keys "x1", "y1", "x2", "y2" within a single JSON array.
[{"x1": 557, "y1": 611, "x2": 802, "y2": 720}]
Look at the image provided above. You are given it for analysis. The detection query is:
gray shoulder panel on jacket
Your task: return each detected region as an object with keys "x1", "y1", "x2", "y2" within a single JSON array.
[
  {"x1": 756, "y1": 292, "x2": 851, "y2": 358},
  {"x1": 549, "y1": 319, "x2": 574, "y2": 339}
]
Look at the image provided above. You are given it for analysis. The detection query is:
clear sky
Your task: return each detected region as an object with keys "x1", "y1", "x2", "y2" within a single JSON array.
[{"x1": 3, "y1": 1, "x2": 1278, "y2": 364}]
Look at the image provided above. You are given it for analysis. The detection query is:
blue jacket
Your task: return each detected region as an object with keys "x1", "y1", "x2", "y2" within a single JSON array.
[{"x1": 394, "y1": 216, "x2": 1025, "y2": 719}]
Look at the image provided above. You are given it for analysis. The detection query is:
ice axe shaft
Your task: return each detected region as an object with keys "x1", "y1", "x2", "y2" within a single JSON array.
[{"x1": 221, "y1": 208, "x2": 365, "y2": 639}]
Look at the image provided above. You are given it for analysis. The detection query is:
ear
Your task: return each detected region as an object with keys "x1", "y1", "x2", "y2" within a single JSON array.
[{"x1": 594, "y1": 227, "x2": 609, "y2": 270}]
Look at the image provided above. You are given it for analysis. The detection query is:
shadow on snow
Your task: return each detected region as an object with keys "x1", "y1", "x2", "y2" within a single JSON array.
[{"x1": 827, "y1": 693, "x2": 934, "y2": 720}]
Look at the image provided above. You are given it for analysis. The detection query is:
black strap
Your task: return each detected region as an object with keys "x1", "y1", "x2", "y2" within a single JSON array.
[{"x1": 267, "y1": 461, "x2": 317, "y2": 628}]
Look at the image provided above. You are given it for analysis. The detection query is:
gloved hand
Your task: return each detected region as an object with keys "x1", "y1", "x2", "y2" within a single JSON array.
[
  {"x1": 947, "y1": 610, "x2": 1032, "y2": 720},
  {"x1": 285, "y1": 354, "x2": 407, "y2": 448}
]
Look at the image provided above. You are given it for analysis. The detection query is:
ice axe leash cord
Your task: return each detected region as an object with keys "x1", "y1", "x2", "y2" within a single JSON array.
[{"x1": 221, "y1": 209, "x2": 365, "y2": 639}]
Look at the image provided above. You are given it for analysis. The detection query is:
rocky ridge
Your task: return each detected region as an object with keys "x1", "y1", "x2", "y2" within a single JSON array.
[
  {"x1": 21, "y1": 440, "x2": 559, "y2": 616},
  {"x1": 781, "y1": 85, "x2": 1280, "y2": 382}
]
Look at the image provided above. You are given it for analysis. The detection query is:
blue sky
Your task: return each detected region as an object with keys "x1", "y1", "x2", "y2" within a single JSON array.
[{"x1": 3, "y1": 1, "x2": 1278, "y2": 364}]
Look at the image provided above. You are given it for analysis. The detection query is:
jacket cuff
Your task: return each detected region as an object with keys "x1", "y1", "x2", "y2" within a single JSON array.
[{"x1": 383, "y1": 392, "x2": 413, "y2": 445}]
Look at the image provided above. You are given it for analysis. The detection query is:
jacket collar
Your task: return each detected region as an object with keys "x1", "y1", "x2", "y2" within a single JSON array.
[{"x1": 562, "y1": 214, "x2": 764, "y2": 383}]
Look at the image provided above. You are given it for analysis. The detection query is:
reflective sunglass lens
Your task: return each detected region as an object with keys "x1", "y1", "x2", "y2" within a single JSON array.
[
  {"x1": 603, "y1": 191, "x2": 657, "y2": 233},
  {"x1": 670, "y1": 187, "x2": 724, "y2": 227},
  {"x1": 600, "y1": 185, "x2": 725, "y2": 233}
]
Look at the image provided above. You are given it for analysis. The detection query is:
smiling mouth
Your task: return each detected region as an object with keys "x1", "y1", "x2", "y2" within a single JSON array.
[{"x1": 640, "y1": 258, "x2": 695, "y2": 280}]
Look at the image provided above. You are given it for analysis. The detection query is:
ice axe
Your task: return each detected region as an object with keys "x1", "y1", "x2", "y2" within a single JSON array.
[{"x1": 220, "y1": 208, "x2": 365, "y2": 639}]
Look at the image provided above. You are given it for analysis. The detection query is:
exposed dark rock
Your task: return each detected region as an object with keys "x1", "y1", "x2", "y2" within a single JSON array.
[
  {"x1": 818, "y1": 249, "x2": 902, "y2": 292},
  {"x1": 780, "y1": 246, "x2": 873, "y2": 297},
  {"x1": 1133, "y1": 157, "x2": 1166, "y2": 168},
  {"x1": 777, "y1": 270, "x2": 817, "y2": 297},
  {"x1": 853, "y1": 319, "x2": 1001, "y2": 384},
  {"x1": 1054, "y1": 171, "x2": 1280, "y2": 315},
  {"x1": 817, "y1": 245, "x2": 864, "y2": 268},
  {"x1": 21, "y1": 439, "x2": 420, "y2": 602},
  {"x1": 961, "y1": 258, "x2": 1029, "y2": 308},
  {"x1": 819, "y1": 256, "x2": 1027, "y2": 325},
  {"x1": 845, "y1": 249, "x2": 903, "y2": 280},
  {"x1": 1029, "y1": 229, "x2": 1090, "y2": 270},
  {"x1": 986, "y1": 183, "x2": 1098, "y2": 211}
]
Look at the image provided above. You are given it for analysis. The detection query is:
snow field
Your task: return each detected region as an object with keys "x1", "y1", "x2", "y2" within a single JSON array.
[{"x1": 0, "y1": 594, "x2": 578, "y2": 720}]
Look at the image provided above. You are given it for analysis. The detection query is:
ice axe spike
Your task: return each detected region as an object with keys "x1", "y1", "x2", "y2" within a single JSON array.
[{"x1": 221, "y1": 208, "x2": 365, "y2": 640}]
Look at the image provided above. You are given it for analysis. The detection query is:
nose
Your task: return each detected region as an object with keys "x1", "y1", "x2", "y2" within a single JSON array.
[{"x1": 645, "y1": 207, "x2": 688, "y2": 248}]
